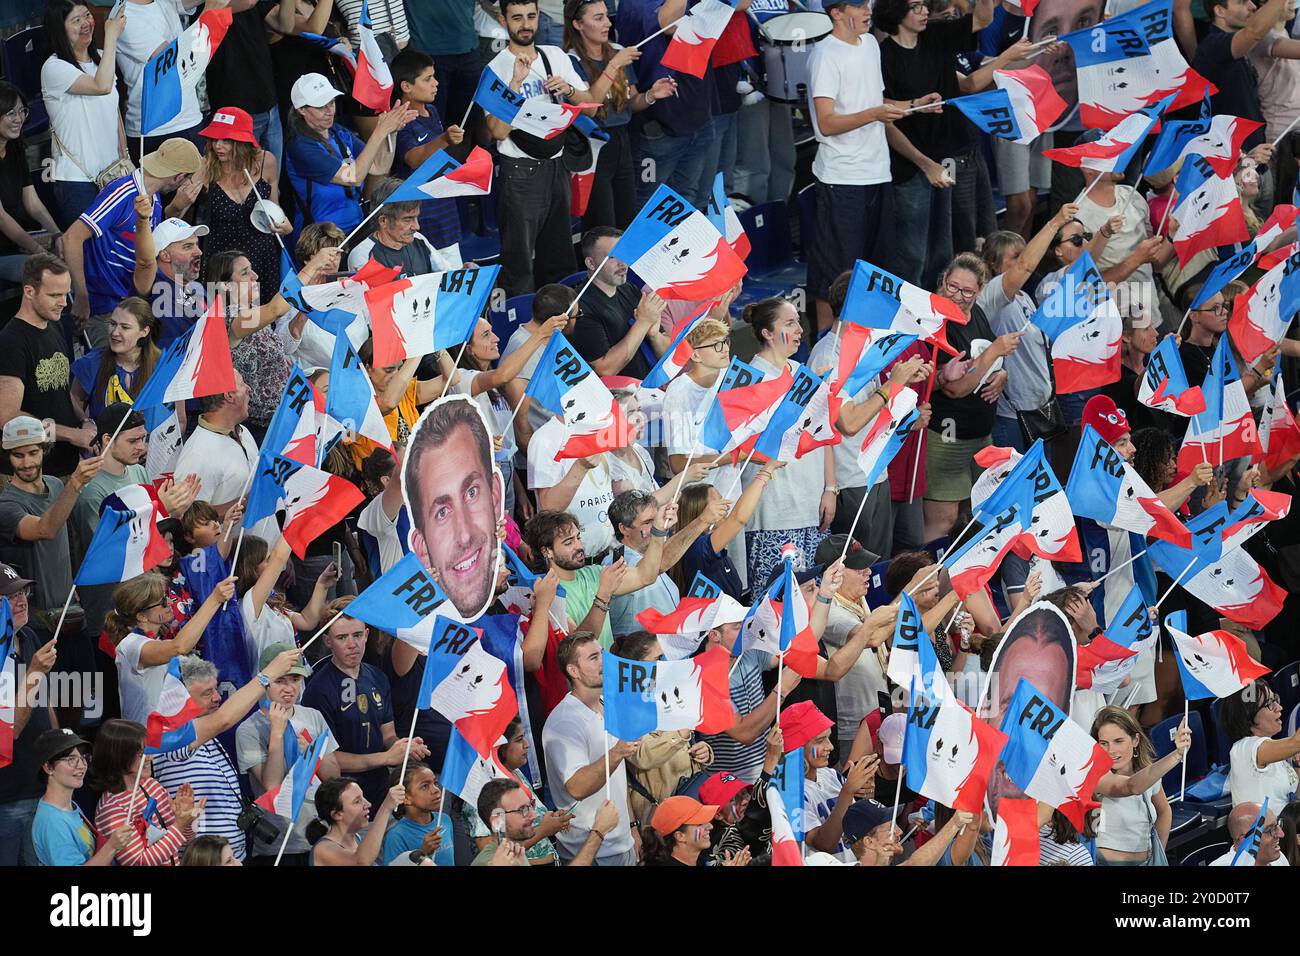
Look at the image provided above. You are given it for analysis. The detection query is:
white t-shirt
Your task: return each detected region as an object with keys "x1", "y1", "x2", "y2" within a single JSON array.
[
  {"x1": 608, "y1": 445, "x2": 658, "y2": 494},
  {"x1": 1210, "y1": 848, "x2": 1289, "y2": 866},
  {"x1": 41, "y1": 56, "x2": 123, "y2": 183},
  {"x1": 1228, "y1": 735, "x2": 1300, "y2": 808},
  {"x1": 240, "y1": 590, "x2": 297, "y2": 662},
  {"x1": 527, "y1": 417, "x2": 616, "y2": 556},
  {"x1": 117, "y1": 0, "x2": 201, "y2": 137},
  {"x1": 661, "y1": 371, "x2": 719, "y2": 456},
  {"x1": 455, "y1": 369, "x2": 518, "y2": 463},
  {"x1": 357, "y1": 495, "x2": 407, "y2": 576},
  {"x1": 743, "y1": 355, "x2": 825, "y2": 531},
  {"x1": 486, "y1": 45, "x2": 589, "y2": 160},
  {"x1": 115, "y1": 630, "x2": 169, "y2": 725},
  {"x1": 502, "y1": 325, "x2": 556, "y2": 435},
  {"x1": 236, "y1": 705, "x2": 339, "y2": 856},
  {"x1": 1075, "y1": 186, "x2": 1156, "y2": 312},
  {"x1": 802, "y1": 767, "x2": 856, "y2": 863},
  {"x1": 279, "y1": 309, "x2": 369, "y2": 374},
  {"x1": 541, "y1": 693, "x2": 633, "y2": 859},
  {"x1": 807, "y1": 32, "x2": 890, "y2": 186},
  {"x1": 174, "y1": 423, "x2": 278, "y2": 542}
]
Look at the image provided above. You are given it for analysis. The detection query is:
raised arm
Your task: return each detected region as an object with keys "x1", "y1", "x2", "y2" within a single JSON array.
[
  {"x1": 1000, "y1": 203, "x2": 1078, "y2": 301},
  {"x1": 469, "y1": 315, "x2": 567, "y2": 396},
  {"x1": 1232, "y1": 0, "x2": 1287, "y2": 58},
  {"x1": 137, "y1": 577, "x2": 237, "y2": 667}
]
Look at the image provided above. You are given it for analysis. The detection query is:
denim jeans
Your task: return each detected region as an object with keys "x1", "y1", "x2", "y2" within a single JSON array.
[
  {"x1": 250, "y1": 108, "x2": 284, "y2": 167},
  {"x1": 0, "y1": 798, "x2": 40, "y2": 866},
  {"x1": 52, "y1": 179, "x2": 101, "y2": 231},
  {"x1": 1058, "y1": 387, "x2": 1100, "y2": 427},
  {"x1": 0, "y1": 254, "x2": 26, "y2": 284},
  {"x1": 633, "y1": 121, "x2": 715, "y2": 207},
  {"x1": 890, "y1": 170, "x2": 953, "y2": 290},
  {"x1": 498, "y1": 154, "x2": 577, "y2": 297},
  {"x1": 694, "y1": 111, "x2": 737, "y2": 205},
  {"x1": 991, "y1": 414, "x2": 1028, "y2": 454}
]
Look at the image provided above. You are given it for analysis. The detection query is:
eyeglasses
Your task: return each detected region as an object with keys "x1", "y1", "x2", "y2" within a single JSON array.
[
  {"x1": 55, "y1": 751, "x2": 87, "y2": 767},
  {"x1": 501, "y1": 805, "x2": 533, "y2": 817},
  {"x1": 941, "y1": 282, "x2": 978, "y2": 302},
  {"x1": 696, "y1": 339, "x2": 729, "y2": 353},
  {"x1": 3, "y1": 106, "x2": 28, "y2": 122},
  {"x1": 1059, "y1": 232, "x2": 1093, "y2": 247},
  {"x1": 907, "y1": 2, "x2": 928, "y2": 11},
  {"x1": 1262, "y1": 823, "x2": 1285, "y2": 837},
  {"x1": 1195, "y1": 304, "x2": 1229, "y2": 316}
]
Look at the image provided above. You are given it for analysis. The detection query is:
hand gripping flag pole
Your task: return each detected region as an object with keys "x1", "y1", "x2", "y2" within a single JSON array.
[
  {"x1": 668, "y1": 438, "x2": 701, "y2": 509},
  {"x1": 907, "y1": 344, "x2": 940, "y2": 504}
]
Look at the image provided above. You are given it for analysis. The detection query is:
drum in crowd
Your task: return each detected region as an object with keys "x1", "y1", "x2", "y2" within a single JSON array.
[{"x1": 758, "y1": 11, "x2": 832, "y2": 105}]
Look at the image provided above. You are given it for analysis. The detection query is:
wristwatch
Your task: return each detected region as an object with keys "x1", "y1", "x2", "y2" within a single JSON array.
[{"x1": 256, "y1": 673, "x2": 271, "y2": 688}]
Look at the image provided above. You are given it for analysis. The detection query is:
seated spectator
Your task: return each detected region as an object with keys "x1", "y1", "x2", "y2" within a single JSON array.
[
  {"x1": 661, "y1": 316, "x2": 732, "y2": 474},
  {"x1": 699, "y1": 769, "x2": 769, "y2": 864},
  {"x1": 39, "y1": 1, "x2": 128, "y2": 230},
  {"x1": 0, "y1": 255, "x2": 93, "y2": 475},
  {"x1": 236, "y1": 643, "x2": 342, "y2": 865},
  {"x1": 1210, "y1": 800, "x2": 1289, "y2": 866},
  {"x1": 1221, "y1": 678, "x2": 1300, "y2": 807},
  {"x1": 473, "y1": 776, "x2": 615, "y2": 866},
  {"x1": 642, "y1": 796, "x2": 750, "y2": 866},
  {"x1": 306, "y1": 776, "x2": 403, "y2": 866},
  {"x1": 572, "y1": 227, "x2": 668, "y2": 378},
  {"x1": 464, "y1": 716, "x2": 567, "y2": 865},
  {"x1": 181, "y1": 834, "x2": 242, "y2": 866},
  {"x1": 62, "y1": 138, "x2": 202, "y2": 346},
  {"x1": 843, "y1": 798, "x2": 974, "y2": 866},
  {"x1": 1090, "y1": 706, "x2": 1170, "y2": 866},
  {"x1": 31, "y1": 729, "x2": 129, "y2": 866},
  {"x1": 0, "y1": 82, "x2": 63, "y2": 283},
  {"x1": 89, "y1": 719, "x2": 203, "y2": 866},
  {"x1": 70, "y1": 299, "x2": 162, "y2": 421},
  {"x1": 235, "y1": 536, "x2": 339, "y2": 662},
  {"x1": 347, "y1": 177, "x2": 462, "y2": 274},
  {"x1": 381, "y1": 764, "x2": 454, "y2": 866},
  {"x1": 284, "y1": 74, "x2": 415, "y2": 235}
]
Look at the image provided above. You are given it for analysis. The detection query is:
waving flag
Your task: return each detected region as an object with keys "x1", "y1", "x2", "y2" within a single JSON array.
[
  {"x1": 886, "y1": 592, "x2": 948, "y2": 700},
  {"x1": 1057, "y1": 0, "x2": 1209, "y2": 130},
  {"x1": 1042, "y1": 94, "x2": 1174, "y2": 172},
  {"x1": 471, "y1": 68, "x2": 593, "y2": 139},
  {"x1": 842, "y1": 260, "x2": 966, "y2": 356},
  {"x1": 737, "y1": 550, "x2": 819, "y2": 676},
  {"x1": 1145, "y1": 111, "x2": 1263, "y2": 177},
  {"x1": 140, "y1": 7, "x2": 232, "y2": 134},
  {"x1": 385, "y1": 146, "x2": 494, "y2": 204},
  {"x1": 1227, "y1": 244, "x2": 1300, "y2": 365},
  {"x1": 255, "y1": 728, "x2": 331, "y2": 820},
  {"x1": 1087, "y1": 586, "x2": 1158, "y2": 693},
  {"x1": 697, "y1": 356, "x2": 792, "y2": 457},
  {"x1": 133, "y1": 298, "x2": 235, "y2": 409},
  {"x1": 278, "y1": 255, "x2": 356, "y2": 338},
  {"x1": 569, "y1": 114, "x2": 610, "y2": 216},
  {"x1": 142, "y1": 403, "x2": 183, "y2": 479},
  {"x1": 353, "y1": 0, "x2": 394, "y2": 110},
  {"x1": 346, "y1": 552, "x2": 454, "y2": 649},
  {"x1": 991, "y1": 798, "x2": 1040, "y2": 866},
  {"x1": 1168, "y1": 156, "x2": 1249, "y2": 266},
  {"x1": 1137, "y1": 335, "x2": 1205, "y2": 416},
  {"x1": 1165, "y1": 610, "x2": 1270, "y2": 700},
  {"x1": 611, "y1": 184, "x2": 747, "y2": 300},
  {"x1": 833, "y1": 328, "x2": 920, "y2": 399},
  {"x1": 325, "y1": 334, "x2": 392, "y2": 456},
  {"x1": 75, "y1": 487, "x2": 171, "y2": 586},
  {"x1": 1177, "y1": 334, "x2": 1260, "y2": 471},
  {"x1": 416, "y1": 615, "x2": 517, "y2": 757},
  {"x1": 602, "y1": 646, "x2": 734, "y2": 740},
  {"x1": 771, "y1": 748, "x2": 804, "y2": 844},
  {"x1": 855, "y1": 383, "x2": 921, "y2": 488},
  {"x1": 660, "y1": 0, "x2": 738, "y2": 77},
  {"x1": 972, "y1": 443, "x2": 1082, "y2": 563},
  {"x1": 261, "y1": 367, "x2": 322, "y2": 467},
  {"x1": 1075, "y1": 633, "x2": 1139, "y2": 690},
  {"x1": 943, "y1": 500, "x2": 1029, "y2": 599},
  {"x1": 903, "y1": 681, "x2": 1006, "y2": 813},
  {"x1": 998, "y1": 677, "x2": 1111, "y2": 831},
  {"x1": 497, "y1": 541, "x2": 567, "y2": 631},
  {"x1": 440, "y1": 726, "x2": 512, "y2": 806},
  {"x1": 300, "y1": 32, "x2": 357, "y2": 72},
  {"x1": 142, "y1": 656, "x2": 205, "y2": 754},
  {"x1": 1228, "y1": 799, "x2": 1271, "y2": 866},
  {"x1": 1029, "y1": 253, "x2": 1122, "y2": 392},
  {"x1": 1195, "y1": 204, "x2": 1300, "y2": 311},
  {"x1": 1068, "y1": 426, "x2": 1191, "y2": 546},
  {"x1": 526, "y1": 331, "x2": 627, "y2": 459},
  {"x1": 704, "y1": 172, "x2": 750, "y2": 260},
  {"x1": 1259, "y1": 362, "x2": 1300, "y2": 472},
  {"x1": 636, "y1": 572, "x2": 748, "y2": 659},
  {"x1": 950, "y1": 64, "x2": 1066, "y2": 144},
  {"x1": 767, "y1": 784, "x2": 804, "y2": 866},
  {"x1": 285, "y1": 260, "x2": 399, "y2": 321},
  {"x1": 366, "y1": 265, "x2": 501, "y2": 366},
  {"x1": 244, "y1": 455, "x2": 365, "y2": 558},
  {"x1": 0, "y1": 601, "x2": 14, "y2": 767},
  {"x1": 641, "y1": 301, "x2": 710, "y2": 391},
  {"x1": 751, "y1": 366, "x2": 840, "y2": 463}
]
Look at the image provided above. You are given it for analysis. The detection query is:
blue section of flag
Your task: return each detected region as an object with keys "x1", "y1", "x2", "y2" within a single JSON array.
[
  {"x1": 1029, "y1": 253, "x2": 1107, "y2": 341},
  {"x1": 1229, "y1": 797, "x2": 1269, "y2": 865},
  {"x1": 1187, "y1": 334, "x2": 1238, "y2": 440},
  {"x1": 140, "y1": 38, "x2": 184, "y2": 135},
  {"x1": 698, "y1": 356, "x2": 764, "y2": 452},
  {"x1": 261, "y1": 367, "x2": 315, "y2": 463},
  {"x1": 685, "y1": 571, "x2": 722, "y2": 599},
  {"x1": 751, "y1": 365, "x2": 823, "y2": 460},
  {"x1": 949, "y1": 88, "x2": 1023, "y2": 140},
  {"x1": 901, "y1": 678, "x2": 941, "y2": 799},
  {"x1": 1144, "y1": 115, "x2": 1213, "y2": 175},
  {"x1": 385, "y1": 149, "x2": 461, "y2": 204},
  {"x1": 609, "y1": 184, "x2": 695, "y2": 265},
  {"x1": 245, "y1": 454, "x2": 300, "y2": 529},
  {"x1": 75, "y1": 504, "x2": 146, "y2": 586},
  {"x1": 347, "y1": 552, "x2": 449, "y2": 633},
  {"x1": 602, "y1": 651, "x2": 660, "y2": 740},
  {"x1": 1065, "y1": 427, "x2": 1132, "y2": 527},
  {"x1": 1058, "y1": 0, "x2": 1156, "y2": 68},
  {"x1": 134, "y1": 325, "x2": 198, "y2": 410},
  {"x1": 771, "y1": 748, "x2": 805, "y2": 843},
  {"x1": 841, "y1": 332, "x2": 918, "y2": 397},
  {"x1": 1142, "y1": 335, "x2": 1200, "y2": 408},
  {"x1": 415, "y1": 616, "x2": 483, "y2": 709},
  {"x1": 325, "y1": 331, "x2": 378, "y2": 438},
  {"x1": 1166, "y1": 610, "x2": 1218, "y2": 700},
  {"x1": 997, "y1": 677, "x2": 1064, "y2": 790},
  {"x1": 279, "y1": 254, "x2": 355, "y2": 335},
  {"x1": 431, "y1": 265, "x2": 501, "y2": 351},
  {"x1": 440, "y1": 726, "x2": 482, "y2": 798},
  {"x1": 471, "y1": 67, "x2": 528, "y2": 126}
]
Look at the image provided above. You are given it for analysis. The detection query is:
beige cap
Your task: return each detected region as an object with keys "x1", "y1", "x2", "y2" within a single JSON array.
[{"x1": 141, "y1": 138, "x2": 202, "y2": 179}]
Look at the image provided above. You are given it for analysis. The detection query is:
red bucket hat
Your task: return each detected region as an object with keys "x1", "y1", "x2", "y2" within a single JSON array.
[
  {"x1": 1082, "y1": 394, "x2": 1131, "y2": 445},
  {"x1": 778, "y1": 701, "x2": 833, "y2": 753},
  {"x1": 199, "y1": 107, "x2": 260, "y2": 147}
]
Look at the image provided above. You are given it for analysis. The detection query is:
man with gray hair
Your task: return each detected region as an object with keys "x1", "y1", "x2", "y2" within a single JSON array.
[
  {"x1": 605, "y1": 489, "x2": 724, "y2": 639},
  {"x1": 346, "y1": 176, "x2": 463, "y2": 275}
]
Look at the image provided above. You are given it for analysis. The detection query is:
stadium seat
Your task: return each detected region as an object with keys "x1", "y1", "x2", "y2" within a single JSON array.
[
  {"x1": 1151, "y1": 710, "x2": 1231, "y2": 821},
  {"x1": 487, "y1": 293, "x2": 532, "y2": 348},
  {"x1": 1272, "y1": 660, "x2": 1300, "y2": 718},
  {"x1": 558, "y1": 270, "x2": 588, "y2": 289},
  {"x1": 738, "y1": 201, "x2": 792, "y2": 275},
  {"x1": 866, "y1": 558, "x2": 893, "y2": 609},
  {"x1": 1208, "y1": 697, "x2": 1232, "y2": 768},
  {"x1": 1180, "y1": 841, "x2": 1230, "y2": 866},
  {"x1": 796, "y1": 183, "x2": 815, "y2": 263},
  {"x1": 2, "y1": 27, "x2": 50, "y2": 138}
]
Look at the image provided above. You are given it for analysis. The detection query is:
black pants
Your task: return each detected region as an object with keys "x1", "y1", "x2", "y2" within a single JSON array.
[
  {"x1": 582, "y1": 124, "x2": 637, "y2": 231},
  {"x1": 432, "y1": 50, "x2": 484, "y2": 133},
  {"x1": 498, "y1": 153, "x2": 577, "y2": 298}
]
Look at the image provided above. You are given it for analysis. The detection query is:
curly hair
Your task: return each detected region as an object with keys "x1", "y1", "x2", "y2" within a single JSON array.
[{"x1": 1131, "y1": 426, "x2": 1175, "y2": 490}]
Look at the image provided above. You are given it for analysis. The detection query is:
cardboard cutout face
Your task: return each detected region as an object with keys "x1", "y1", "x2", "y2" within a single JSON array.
[{"x1": 403, "y1": 394, "x2": 504, "y2": 623}]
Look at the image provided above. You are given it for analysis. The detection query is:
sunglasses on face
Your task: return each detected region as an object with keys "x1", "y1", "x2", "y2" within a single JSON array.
[{"x1": 1059, "y1": 232, "x2": 1093, "y2": 247}]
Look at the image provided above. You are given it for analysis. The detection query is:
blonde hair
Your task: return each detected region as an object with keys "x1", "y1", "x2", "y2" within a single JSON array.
[
  {"x1": 686, "y1": 318, "x2": 730, "y2": 348},
  {"x1": 103, "y1": 573, "x2": 168, "y2": 643}
]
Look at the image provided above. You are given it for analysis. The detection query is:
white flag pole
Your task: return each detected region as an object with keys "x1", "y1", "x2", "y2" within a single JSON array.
[
  {"x1": 439, "y1": 340, "x2": 471, "y2": 400},
  {"x1": 1177, "y1": 699, "x2": 1189, "y2": 802},
  {"x1": 632, "y1": 14, "x2": 687, "y2": 48},
  {"x1": 396, "y1": 705, "x2": 422, "y2": 790},
  {"x1": 839, "y1": 490, "x2": 873, "y2": 563},
  {"x1": 568, "y1": 255, "x2": 610, "y2": 307},
  {"x1": 223, "y1": 467, "x2": 258, "y2": 543},
  {"x1": 668, "y1": 438, "x2": 701, "y2": 509},
  {"x1": 49, "y1": 589, "x2": 77, "y2": 645},
  {"x1": 723, "y1": 446, "x2": 758, "y2": 500},
  {"x1": 339, "y1": 202, "x2": 385, "y2": 249},
  {"x1": 1270, "y1": 114, "x2": 1300, "y2": 149},
  {"x1": 299, "y1": 607, "x2": 348, "y2": 656},
  {"x1": 1095, "y1": 549, "x2": 1147, "y2": 583}
]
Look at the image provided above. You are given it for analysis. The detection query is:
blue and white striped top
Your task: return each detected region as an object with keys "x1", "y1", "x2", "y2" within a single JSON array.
[{"x1": 152, "y1": 738, "x2": 247, "y2": 861}]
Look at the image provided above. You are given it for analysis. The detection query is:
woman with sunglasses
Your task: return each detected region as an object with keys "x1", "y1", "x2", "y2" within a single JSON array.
[{"x1": 1221, "y1": 678, "x2": 1300, "y2": 809}]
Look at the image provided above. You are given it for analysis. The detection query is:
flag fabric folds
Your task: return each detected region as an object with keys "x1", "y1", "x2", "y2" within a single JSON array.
[
  {"x1": 901, "y1": 680, "x2": 1006, "y2": 812},
  {"x1": 416, "y1": 615, "x2": 518, "y2": 757},
  {"x1": 1067, "y1": 426, "x2": 1191, "y2": 546},
  {"x1": 1165, "y1": 610, "x2": 1270, "y2": 700},
  {"x1": 602, "y1": 646, "x2": 735, "y2": 740},
  {"x1": 133, "y1": 298, "x2": 236, "y2": 409},
  {"x1": 366, "y1": 265, "x2": 501, "y2": 366},
  {"x1": 525, "y1": 332, "x2": 628, "y2": 460}
]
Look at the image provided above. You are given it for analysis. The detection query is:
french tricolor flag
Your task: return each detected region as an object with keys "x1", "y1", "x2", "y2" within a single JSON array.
[
  {"x1": 886, "y1": 593, "x2": 949, "y2": 700},
  {"x1": 1169, "y1": 156, "x2": 1249, "y2": 267},
  {"x1": 140, "y1": 8, "x2": 232, "y2": 134},
  {"x1": 244, "y1": 454, "x2": 366, "y2": 559},
  {"x1": 902, "y1": 681, "x2": 1006, "y2": 813},
  {"x1": 133, "y1": 298, "x2": 236, "y2": 409},
  {"x1": 950, "y1": 64, "x2": 1066, "y2": 145},
  {"x1": 471, "y1": 68, "x2": 594, "y2": 139},
  {"x1": 1137, "y1": 335, "x2": 1206, "y2": 417},
  {"x1": 569, "y1": 115, "x2": 610, "y2": 217},
  {"x1": 346, "y1": 552, "x2": 453, "y2": 650},
  {"x1": 944, "y1": 500, "x2": 1029, "y2": 600},
  {"x1": 300, "y1": 32, "x2": 357, "y2": 73},
  {"x1": 1259, "y1": 363, "x2": 1300, "y2": 473},
  {"x1": 998, "y1": 677, "x2": 1112, "y2": 831},
  {"x1": 1194, "y1": 204, "x2": 1299, "y2": 311},
  {"x1": 386, "y1": 146, "x2": 494, "y2": 204},
  {"x1": 143, "y1": 657, "x2": 205, "y2": 754},
  {"x1": 971, "y1": 443, "x2": 1082, "y2": 563},
  {"x1": 417, "y1": 615, "x2": 518, "y2": 758},
  {"x1": 255, "y1": 728, "x2": 331, "y2": 819},
  {"x1": 855, "y1": 383, "x2": 920, "y2": 489},
  {"x1": 1086, "y1": 585, "x2": 1159, "y2": 693},
  {"x1": 704, "y1": 172, "x2": 750, "y2": 261},
  {"x1": 767, "y1": 784, "x2": 804, "y2": 866},
  {"x1": 1068, "y1": 426, "x2": 1191, "y2": 547},
  {"x1": 262, "y1": 367, "x2": 322, "y2": 468},
  {"x1": 833, "y1": 328, "x2": 919, "y2": 398},
  {"x1": 697, "y1": 357, "x2": 792, "y2": 459},
  {"x1": 1177, "y1": 334, "x2": 1260, "y2": 472},
  {"x1": 325, "y1": 334, "x2": 393, "y2": 457},
  {"x1": 366, "y1": 265, "x2": 501, "y2": 366},
  {"x1": 611, "y1": 184, "x2": 747, "y2": 301},
  {"x1": 737, "y1": 551, "x2": 819, "y2": 677},
  {"x1": 991, "y1": 797, "x2": 1040, "y2": 866},
  {"x1": 74, "y1": 484, "x2": 172, "y2": 587},
  {"x1": 1042, "y1": 93, "x2": 1174, "y2": 173},
  {"x1": 1075, "y1": 634, "x2": 1139, "y2": 690},
  {"x1": 750, "y1": 366, "x2": 841, "y2": 463},
  {"x1": 602, "y1": 646, "x2": 735, "y2": 740},
  {"x1": 841, "y1": 260, "x2": 967, "y2": 356},
  {"x1": 660, "y1": 0, "x2": 740, "y2": 78},
  {"x1": 640, "y1": 301, "x2": 711, "y2": 391},
  {"x1": 1228, "y1": 244, "x2": 1300, "y2": 365},
  {"x1": 1145, "y1": 112, "x2": 1262, "y2": 178},
  {"x1": 1030, "y1": 253, "x2": 1122, "y2": 394},
  {"x1": 525, "y1": 331, "x2": 628, "y2": 460},
  {"x1": 1165, "y1": 610, "x2": 1270, "y2": 700},
  {"x1": 440, "y1": 726, "x2": 511, "y2": 805},
  {"x1": 636, "y1": 572, "x2": 746, "y2": 652},
  {"x1": 352, "y1": 0, "x2": 394, "y2": 111}
]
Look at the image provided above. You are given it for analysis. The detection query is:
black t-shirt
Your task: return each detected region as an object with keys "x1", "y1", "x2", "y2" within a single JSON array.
[
  {"x1": 1192, "y1": 27, "x2": 1265, "y2": 150},
  {"x1": 204, "y1": 3, "x2": 278, "y2": 114},
  {"x1": 880, "y1": 16, "x2": 976, "y2": 182},
  {"x1": 0, "y1": 317, "x2": 80, "y2": 475},
  {"x1": 572, "y1": 282, "x2": 654, "y2": 380},
  {"x1": 928, "y1": 305, "x2": 999, "y2": 440},
  {"x1": 0, "y1": 142, "x2": 35, "y2": 255},
  {"x1": 366, "y1": 237, "x2": 435, "y2": 278},
  {"x1": 0, "y1": 625, "x2": 55, "y2": 803}
]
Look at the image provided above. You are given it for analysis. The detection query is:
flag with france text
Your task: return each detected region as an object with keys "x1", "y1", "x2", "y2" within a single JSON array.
[
  {"x1": 1137, "y1": 335, "x2": 1205, "y2": 416},
  {"x1": 771, "y1": 747, "x2": 804, "y2": 844},
  {"x1": 416, "y1": 615, "x2": 518, "y2": 758},
  {"x1": 602, "y1": 647, "x2": 734, "y2": 740},
  {"x1": 697, "y1": 356, "x2": 792, "y2": 458},
  {"x1": 1177, "y1": 333, "x2": 1260, "y2": 472},
  {"x1": 1144, "y1": 111, "x2": 1262, "y2": 178},
  {"x1": 970, "y1": 442, "x2": 1082, "y2": 563},
  {"x1": 949, "y1": 64, "x2": 1066, "y2": 145},
  {"x1": 244, "y1": 455, "x2": 365, "y2": 559},
  {"x1": 841, "y1": 260, "x2": 966, "y2": 356},
  {"x1": 140, "y1": 8, "x2": 232, "y2": 134},
  {"x1": 1165, "y1": 610, "x2": 1270, "y2": 700},
  {"x1": 525, "y1": 331, "x2": 628, "y2": 460},
  {"x1": 471, "y1": 68, "x2": 593, "y2": 139},
  {"x1": 1229, "y1": 799, "x2": 1271, "y2": 866},
  {"x1": 1067, "y1": 425, "x2": 1191, "y2": 546},
  {"x1": 736, "y1": 550, "x2": 819, "y2": 676},
  {"x1": 902, "y1": 680, "x2": 1006, "y2": 812},
  {"x1": 886, "y1": 592, "x2": 948, "y2": 700},
  {"x1": 345, "y1": 552, "x2": 455, "y2": 647},
  {"x1": 1029, "y1": 253, "x2": 1122, "y2": 393},
  {"x1": 1196, "y1": 204, "x2": 1298, "y2": 310}
]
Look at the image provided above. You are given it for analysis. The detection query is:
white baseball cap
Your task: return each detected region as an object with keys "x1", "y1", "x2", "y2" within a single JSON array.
[
  {"x1": 292, "y1": 73, "x2": 344, "y2": 110},
  {"x1": 152, "y1": 217, "x2": 208, "y2": 251}
]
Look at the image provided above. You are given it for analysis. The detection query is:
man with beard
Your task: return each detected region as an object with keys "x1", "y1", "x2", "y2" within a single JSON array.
[
  {"x1": 405, "y1": 396, "x2": 504, "y2": 621},
  {"x1": 571, "y1": 227, "x2": 669, "y2": 379},
  {"x1": 132, "y1": 216, "x2": 208, "y2": 347},
  {"x1": 486, "y1": 0, "x2": 601, "y2": 296}
]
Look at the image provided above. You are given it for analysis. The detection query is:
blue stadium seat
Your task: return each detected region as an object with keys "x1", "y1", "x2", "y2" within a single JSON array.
[
  {"x1": 1272, "y1": 660, "x2": 1300, "y2": 718},
  {"x1": 866, "y1": 558, "x2": 893, "y2": 608},
  {"x1": 486, "y1": 293, "x2": 532, "y2": 348},
  {"x1": 738, "y1": 201, "x2": 793, "y2": 275},
  {"x1": 558, "y1": 270, "x2": 587, "y2": 289},
  {"x1": 1151, "y1": 710, "x2": 1231, "y2": 819},
  {"x1": 1180, "y1": 841, "x2": 1230, "y2": 866},
  {"x1": 1167, "y1": 803, "x2": 1203, "y2": 837},
  {"x1": 1209, "y1": 697, "x2": 1232, "y2": 768},
  {"x1": 2, "y1": 27, "x2": 50, "y2": 137}
]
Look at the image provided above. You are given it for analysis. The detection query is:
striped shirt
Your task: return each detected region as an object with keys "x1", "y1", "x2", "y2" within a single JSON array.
[
  {"x1": 152, "y1": 738, "x2": 247, "y2": 861},
  {"x1": 93, "y1": 777, "x2": 192, "y2": 866},
  {"x1": 1038, "y1": 826, "x2": 1095, "y2": 866},
  {"x1": 336, "y1": 0, "x2": 409, "y2": 46},
  {"x1": 78, "y1": 170, "x2": 162, "y2": 315},
  {"x1": 701, "y1": 651, "x2": 772, "y2": 784}
]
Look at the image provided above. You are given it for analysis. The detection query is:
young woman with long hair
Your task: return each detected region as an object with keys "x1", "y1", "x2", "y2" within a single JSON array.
[{"x1": 70, "y1": 296, "x2": 161, "y2": 421}]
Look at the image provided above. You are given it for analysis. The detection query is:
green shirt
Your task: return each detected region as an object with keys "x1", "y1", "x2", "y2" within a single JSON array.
[
  {"x1": 563, "y1": 564, "x2": 612, "y2": 649},
  {"x1": 405, "y1": 0, "x2": 476, "y2": 56}
]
